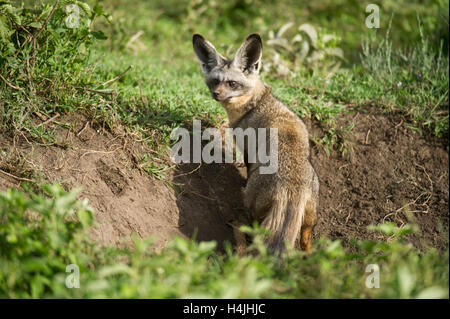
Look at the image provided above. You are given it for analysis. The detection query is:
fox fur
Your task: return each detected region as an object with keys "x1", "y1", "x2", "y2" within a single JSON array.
[{"x1": 193, "y1": 33, "x2": 319, "y2": 254}]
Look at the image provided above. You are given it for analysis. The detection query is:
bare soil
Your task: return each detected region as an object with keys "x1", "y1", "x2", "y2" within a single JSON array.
[
  {"x1": 0, "y1": 109, "x2": 448, "y2": 251},
  {"x1": 306, "y1": 109, "x2": 448, "y2": 250}
]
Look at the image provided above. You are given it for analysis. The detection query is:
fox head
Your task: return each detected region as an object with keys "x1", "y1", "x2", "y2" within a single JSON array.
[{"x1": 192, "y1": 34, "x2": 263, "y2": 103}]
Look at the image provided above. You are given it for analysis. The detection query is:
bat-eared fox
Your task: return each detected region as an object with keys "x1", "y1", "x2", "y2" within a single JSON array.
[{"x1": 193, "y1": 33, "x2": 319, "y2": 255}]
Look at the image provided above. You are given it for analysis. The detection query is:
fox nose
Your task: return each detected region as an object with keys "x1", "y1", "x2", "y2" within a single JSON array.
[{"x1": 212, "y1": 91, "x2": 220, "y2": 99}]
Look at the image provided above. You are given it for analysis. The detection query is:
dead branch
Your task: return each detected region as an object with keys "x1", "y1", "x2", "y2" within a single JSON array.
[
  {"x1": 0, "y1": 169, "x2": 34, "y2": 183},
  {"x1": 0, "y1": 74, "x2": 23, "y2": 91},
  {"x1": 102, "y1": 66, "x2": 132, "y2": 88}
]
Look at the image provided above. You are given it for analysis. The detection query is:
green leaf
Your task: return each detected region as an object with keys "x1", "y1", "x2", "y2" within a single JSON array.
[
  {"x1": 0, "y1": 4, "x2": 21, "y2": 25},
  {"x1": 325, "y1": 240, "x2": 345, "y2": 258},
  {"x1": 416, "y1": 287, "x2": 448, "y2": 299},
  {"x1": 198, "y1": 241, "x2": 216, "y2": 254},
  {"x1": 93, "y1": 4, "x2": 104, "y2": 15},
  {"x1": 28, "y1": 22, "x2": 42, "y2": 28},
  {"x1": 298, "y1": 23, "x2": 318, "y2": 48},
  {"x1": 276, "y1": 22, "x2": 293, "y2": 38},
  {"x1": 368, "y1": 222, "x2": 397, "y2": 236},
  {"x1": 99, "y1": 264, "x2": 133, "y2": 278},
  {"x1": 172, "y1": 237, "x2": 189, "y2": 254},
  {"x1": 75, "y1": 1, "x2": 91, "y2": 15},
  {"x1": 77, "y1": 209, "x2": 93, "y2": 228},
  {"x1": 398, "y1": 265, "x2": 415, "y2": 298},
  {"x1": 91, "y1": 30, "x2": 107, "y2": 40}
]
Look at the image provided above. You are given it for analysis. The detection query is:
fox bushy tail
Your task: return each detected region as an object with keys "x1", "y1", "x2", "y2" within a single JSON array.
[{"x1": 261, "y1": 189, "x2": 308, "y2": 254}]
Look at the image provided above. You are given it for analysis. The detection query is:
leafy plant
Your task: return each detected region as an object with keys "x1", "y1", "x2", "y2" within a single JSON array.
[
  {"x1": 0, "y1": 184, "x2": 95, "y2": 298},
  {"x1": 0, "y1": 185, "x2": 448, "y2": 298},
  {"x1": 263, "y1": 22, "x2": 345, "y2": 77},
  {"x1": 0, "y1": 0, "x2": 111, "y2": 135}
]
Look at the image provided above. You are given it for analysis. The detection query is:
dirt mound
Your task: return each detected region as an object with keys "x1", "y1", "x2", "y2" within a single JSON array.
[
  {"x1": 306, "y1": 109, "x2": 448, "y2": 250},
  {"x1": 0, "y1": 110, "x2": 448, "y2": 251},
  {"x1": 0, "y1": 114, "x2": 183, "y2": 251}
]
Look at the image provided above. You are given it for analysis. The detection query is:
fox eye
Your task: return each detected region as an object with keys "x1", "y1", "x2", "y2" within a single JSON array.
[
  {"x1": 227, "y1": 80, "x2": 237, "y2": 88},
  {"x1": 211, "y1": 79, "x2": 220, "y2": 86}
]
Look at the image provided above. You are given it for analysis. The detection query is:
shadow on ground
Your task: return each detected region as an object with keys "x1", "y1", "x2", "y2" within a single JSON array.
[{"x1": 172, "y1": 161, "x2": 248, "y2": 249}]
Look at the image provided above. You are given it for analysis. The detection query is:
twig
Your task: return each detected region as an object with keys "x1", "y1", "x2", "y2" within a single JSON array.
[
  {"x1": 172, "y1": 163, "x2": 202, "y2": 178},
  {"x1": 34, "y1": 111, "x2": 48, "y2": 121},
  {"x1": 75, "y1": 87, "x2": 115, "y2": 95},
  {"x1": 415, "y1": 163, "x2": 434, "y2": 192},
  {"x1": 86, "y1": 57, "x2": 103, "y2": 72},
  {"x1": 0, "y1": 169, "x2": 34, "y2": 183},
  {"x1": 382, "y1": 212, "x2": 396, "y2": 223},
  {"x1": 0, "y1": 74, "x2": 23, "y2": 91},
  {"x1": 102, "y1": 66, "x2": 132, "y2": 88},
  {"x1": 25, "y1": 55, "x2": 35, "y2": 93},
  {"x1": 19, "y1": 25, "x2": 33, "y2": 36},
  {"x1": 30, "y1": 1, "x2": 59, "y2": 47},
  {"x1": 345, "y1": 211, "x2": 351, "y2": 224},
  {"x1": 186, "y1": 190, "x2": 216, "y2": 201},
  {"x1": 395, "y1": 119, "x2": 403, "y2": 129},
  {"x1": 125, "y1": 30, "x2": 144, "y2": 50},
  {"x1": 38, "y1": 113, "x2": 60, "y2": 127},
  {"x1": 393, "y1": 119, "x2": 403, "y2": 138},
  {"x1": 76, "y1": 121, "x2": 90, "y2": 137},
  {"x1": 30, "y1": 1, "x2": 59, "y2": 68},
  {"x1": 395, "y1": 193, "x2": 427, "y2": 213},
  {"x1": 138, "y1": 80, "x2": 147, "y2": 107},
  {"x1": 364, "y1": 129, "x2": 371, "y2": 145}
]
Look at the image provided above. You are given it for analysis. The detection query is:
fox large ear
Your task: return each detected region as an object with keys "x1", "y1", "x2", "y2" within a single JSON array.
[
  {"x1": 233, "y1": 34, "x2": 262, "y2": 75},
  {"x1": 193, "y1": 34, "x2": 225, "y2": 74}
]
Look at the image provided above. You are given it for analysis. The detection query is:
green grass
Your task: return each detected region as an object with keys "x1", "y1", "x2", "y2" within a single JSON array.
[
  {"x1": 0, "y1": 0, "x2": 448, "y2": 299},
  {"x1": 1, "y1": 0, "x2": 447, "y2": 159},
  {"x1": 0, "y1": 185, "x2": 448, "y2": 298}
]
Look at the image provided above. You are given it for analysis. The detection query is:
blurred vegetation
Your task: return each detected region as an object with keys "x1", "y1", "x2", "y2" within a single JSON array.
[
  {"x1": 0, "y1": 185, "x2": 448, "y2": 298},
  {"x1": 263, "y1": 22, "x2": 345, "y2": 77}
]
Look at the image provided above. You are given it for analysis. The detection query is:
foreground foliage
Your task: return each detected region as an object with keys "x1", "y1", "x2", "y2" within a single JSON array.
[{"x1": 0, "y1": 185, "x2": 448, "y2": 298}]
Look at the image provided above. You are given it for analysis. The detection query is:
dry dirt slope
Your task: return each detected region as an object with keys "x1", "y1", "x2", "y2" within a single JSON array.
[{"x1": 0, "y1": 110, "x2": 448, "y2": 251}]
